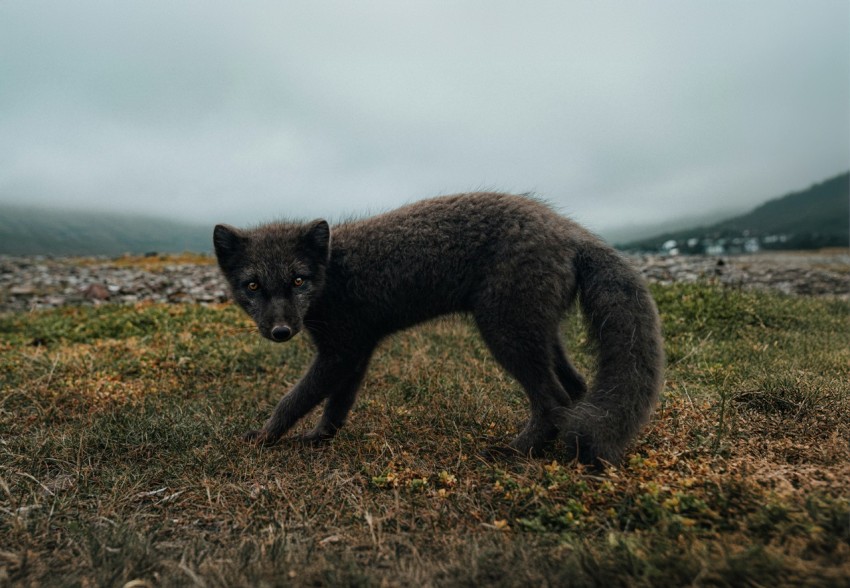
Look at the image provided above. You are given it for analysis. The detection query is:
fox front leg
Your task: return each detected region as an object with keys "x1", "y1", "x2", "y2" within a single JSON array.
[
  {"x1": 244, "y1": 350, "x2": 372, "y2": 446},
  {"x1": 299, "y1": 349, "x2": 374, "y2": 444},
  {"x1": 243, "y1": 355, "x2": 333, "y2": 445}
]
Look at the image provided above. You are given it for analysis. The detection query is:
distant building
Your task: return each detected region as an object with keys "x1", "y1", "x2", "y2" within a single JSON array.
[
  {"x1": 763, "y1": 234, "x2": 789, "y2": 245},
  {"x1": 661, "y1": 239, "x2": 679, "y2": 256}
]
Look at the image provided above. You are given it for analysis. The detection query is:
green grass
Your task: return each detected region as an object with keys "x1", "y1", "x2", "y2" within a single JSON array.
[{"x1": 1, "y1": 284, "x2": 849, "y2": 586}]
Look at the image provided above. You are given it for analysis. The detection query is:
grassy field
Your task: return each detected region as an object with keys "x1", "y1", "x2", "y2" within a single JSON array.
[{"x1": 1, "y1": 282, "x2": 848, "y2": 586}]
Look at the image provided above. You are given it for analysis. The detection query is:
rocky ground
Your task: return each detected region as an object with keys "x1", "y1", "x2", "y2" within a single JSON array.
[
  {"x1": 1, "y1": 250, "x2": 848, "y2": 314},
  {"x1": 635, "y1": 250, "x2": 849, "y2": 297},
  {"x1": 0, "y1": 256, "x2": 229, "y2": 314}
]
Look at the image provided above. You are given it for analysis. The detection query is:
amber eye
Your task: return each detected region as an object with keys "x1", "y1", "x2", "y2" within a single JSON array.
[
  {"x1": 293, "y1": 276, "x2": 305, "y2": 287},
  {"x1": 247, "y1": 282, "x2": 259, "y2": 291}
]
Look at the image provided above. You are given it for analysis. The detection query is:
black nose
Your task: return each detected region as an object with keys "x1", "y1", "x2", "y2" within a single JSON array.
[{"x1": 270, "y1": 325, "x2": 292, "y2": 342}]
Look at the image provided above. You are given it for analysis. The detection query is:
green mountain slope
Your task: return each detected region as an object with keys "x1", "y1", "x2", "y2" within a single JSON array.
[
  {"x1": 621, "y1": 172, "x2": 850, "y2": 253},
  {"x1": 0, "y1": 205, "x2": 213, "y2": 256}
]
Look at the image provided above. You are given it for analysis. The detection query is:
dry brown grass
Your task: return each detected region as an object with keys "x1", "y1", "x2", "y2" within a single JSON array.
[
  {"x1": 73, "y1": 252, "x2": 217, "y2": 270},
  {"x1": 1, "y1": 284, "x2": 848, "y2": 586}
]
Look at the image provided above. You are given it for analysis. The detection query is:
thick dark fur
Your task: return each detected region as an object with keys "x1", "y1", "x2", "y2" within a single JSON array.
[{"x1": 214, "y1": 193, "x2": 664, "y2": 466}]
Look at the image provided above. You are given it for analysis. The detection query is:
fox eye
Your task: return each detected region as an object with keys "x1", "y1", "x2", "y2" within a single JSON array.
[
  {"x1": 247, "y1": 282, "x2": 260, "y2": 291},
  {"x1": 293, "y1": 276, "x2": 305, "y2": 287}
]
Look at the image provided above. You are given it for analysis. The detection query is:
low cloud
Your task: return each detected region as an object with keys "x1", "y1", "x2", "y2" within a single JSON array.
[{"x1": 1, "y1": 1, "x2": 847, "y2": 233}]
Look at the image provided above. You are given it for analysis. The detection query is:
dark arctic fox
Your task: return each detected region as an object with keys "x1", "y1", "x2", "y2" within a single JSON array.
[{"x1": 214, "y1": 193, "x2": 664, "y2": 466}]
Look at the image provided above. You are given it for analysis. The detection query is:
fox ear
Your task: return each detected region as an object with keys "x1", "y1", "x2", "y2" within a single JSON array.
[
  {"x1": 301, "y1": 219, "x2": 331, "y2": 262},
  {"x1": 213, "y1": 224, "x2": 246, "y2": 268}
]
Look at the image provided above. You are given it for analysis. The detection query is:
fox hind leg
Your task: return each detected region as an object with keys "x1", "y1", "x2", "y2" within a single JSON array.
[
  {"x1": 474, "y1": 311, "x2": 570, "y2": 456},
  {"x1": 552, "y1": 337, "x2": 587, "y2": 403}
]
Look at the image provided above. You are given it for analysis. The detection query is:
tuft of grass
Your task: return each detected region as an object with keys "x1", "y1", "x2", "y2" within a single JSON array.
[{"x1": 1, "y1": 283, "x2": 849, "y2": 586}]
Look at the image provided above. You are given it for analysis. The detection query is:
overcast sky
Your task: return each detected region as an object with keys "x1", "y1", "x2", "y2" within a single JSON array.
[{"x1": 1, "y1": 1, "x2": 848, "y2": 235}]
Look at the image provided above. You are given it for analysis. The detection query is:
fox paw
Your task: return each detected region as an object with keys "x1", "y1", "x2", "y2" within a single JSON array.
[
  {"x1": 297, "y1": 429, "x2": 334, "y2": 446},
  {"x1": 242, "y1": 429, "x2": 277, "y2": 446}
]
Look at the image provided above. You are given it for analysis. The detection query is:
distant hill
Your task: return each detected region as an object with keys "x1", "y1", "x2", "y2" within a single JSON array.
[
  {"x1": 620, "y1": 172, "x2": 850, "y2": 254},
  {"x1": 0, "y1": 205, "x2": 213, "y2": 256},
  {"x1": 4, "y1": 172, "x2": 849, "y2": 256}
]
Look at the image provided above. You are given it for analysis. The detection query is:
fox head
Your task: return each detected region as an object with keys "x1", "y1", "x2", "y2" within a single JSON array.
[{"x1": 213, "y1": 219, "x2": 331, "y2": 342}]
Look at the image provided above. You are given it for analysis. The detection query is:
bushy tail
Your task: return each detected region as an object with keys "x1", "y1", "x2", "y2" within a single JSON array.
[{"x1": 557, "y1": 241, "x2": 665, "y2": 467}]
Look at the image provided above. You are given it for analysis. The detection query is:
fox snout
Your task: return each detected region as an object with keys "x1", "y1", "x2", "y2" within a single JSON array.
[
  {"x1": 258, "y1": 301, "x2": 303, "y2": 343},
  {"x1": 270, "y1": 325, "x2": 293, "y2": 342}
]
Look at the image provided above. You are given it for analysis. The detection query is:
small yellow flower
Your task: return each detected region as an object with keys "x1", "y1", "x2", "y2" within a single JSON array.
[{"x1": 438, "y1": 471, "x2": 457, "y2": 487}]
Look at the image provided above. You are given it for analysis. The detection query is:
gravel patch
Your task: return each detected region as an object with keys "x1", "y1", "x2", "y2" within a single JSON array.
[{"x1": 1, "y1": 251, "x2": 848, "y2": 314}]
